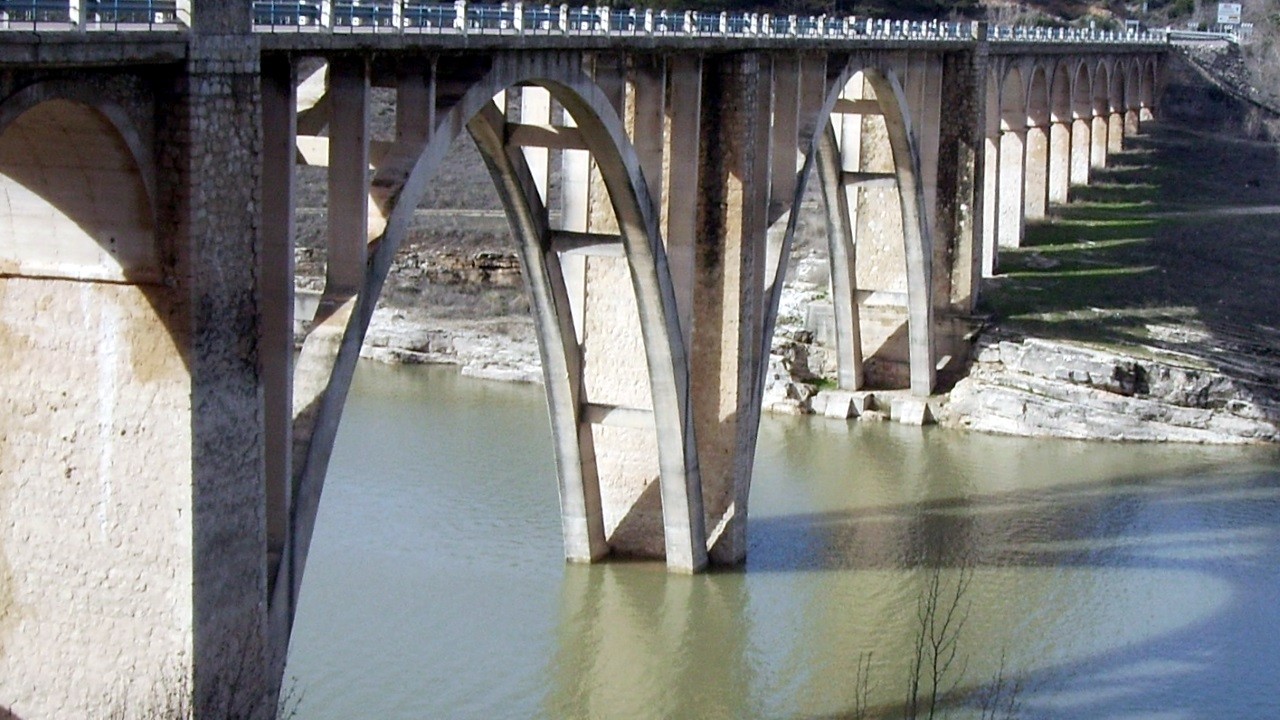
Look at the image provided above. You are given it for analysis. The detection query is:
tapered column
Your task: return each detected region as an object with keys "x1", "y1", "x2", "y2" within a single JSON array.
[
  {"x1": 982, "y1": 132, "x2": 999, "y2": 276},
  {"x1": 326, "y1": 56, "x2": 370, "y2": 294},
  {"x1": 1124, "y1": 108, "x2": 1140, "y2": 136},
  {"x1": 1024, "y1": 122, "x2": 1050, "y2": 219},
  {"x1": 1090, "y1": 113, "x2": 1108, "y2": 169},
  {"x1": 515, "y1": 86, "x2": 551, "y2": 203},
  {"x1": 664, "y1": 55, "x2": 700, "y2": 354},
  {"x1": 688, "y1": 54, "x2": 773, "y2": 565},
  {"x1": 997, "y1": 129, "x2": 1025, "y2": 248},
  {"x1": 1070, "y1": 117, "x2": 1091, "y2": 186},
  {"x1": 260, "y1": 54, "x2": 295, "y2": 638},
  {"x1": 1107, "y1": 111, "x2": 1124, "y2": 153},
  {"x1": 1048, "y1": 120, "x2": 1071, "y2": 204}
]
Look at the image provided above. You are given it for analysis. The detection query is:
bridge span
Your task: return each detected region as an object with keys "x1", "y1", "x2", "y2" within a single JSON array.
[{"x1": 0, "y1": 4, "x2": 1165, "y2": 715}]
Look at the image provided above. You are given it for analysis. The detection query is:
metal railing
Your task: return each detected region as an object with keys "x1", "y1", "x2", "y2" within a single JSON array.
[
  {"x1": 0, "y1": 0, "x2": 1172, "y2": 44},
  {"x1": 0, "y1": 0, "x2": 184, "y2": 30},
  {"x1": 246, "y1": 2, "x2": 1167, "y2": 44}
]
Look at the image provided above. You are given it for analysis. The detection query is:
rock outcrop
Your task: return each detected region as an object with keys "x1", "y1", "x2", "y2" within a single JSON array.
[{"x1": 941, "y1": 331, "x2": 1280, "y2": 443}]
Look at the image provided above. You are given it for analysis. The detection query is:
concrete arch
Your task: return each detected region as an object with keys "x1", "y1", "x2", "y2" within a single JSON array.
[
  {"x1": 0, "y1": 80, "x2": 156, "y2": 217},
  {"x1": 0, "y1": 97, "x2": 161, "y2": 284},
  {"x1": 1048, "y1": 62, "x2": 1073, "y2": 204},
  {"x1": 285, "y1": 52, "x2": 707, "y2": 632},
  {"x1": 799, "y1": 61, "x2": 937, "y2": 395}
]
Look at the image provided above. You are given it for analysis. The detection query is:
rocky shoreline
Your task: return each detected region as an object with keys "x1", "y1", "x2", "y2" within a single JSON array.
[{"x1": 941, "y1": 330, "x2": 1280, "y2": 443}]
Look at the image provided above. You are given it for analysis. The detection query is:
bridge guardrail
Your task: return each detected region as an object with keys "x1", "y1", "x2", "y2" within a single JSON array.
[
  {"x1": 0, "y1": 0, "x2": 184, "y2": 30},
  {"x1": 0, "y1": 0, "x2": 1172, "y2": 44},
  {"x1": 247, "y1": 3, "x2": 1167, "y2": 44}
]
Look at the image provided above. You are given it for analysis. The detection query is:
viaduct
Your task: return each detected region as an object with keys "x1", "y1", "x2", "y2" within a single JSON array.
[{"x1": 0, "y1": 2, "x2": 1164, "y2": 715}]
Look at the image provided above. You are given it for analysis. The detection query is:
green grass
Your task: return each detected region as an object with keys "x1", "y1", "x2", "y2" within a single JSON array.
[{"x1": 979, "y1": 122, "x2": 1280, "y2": 359}]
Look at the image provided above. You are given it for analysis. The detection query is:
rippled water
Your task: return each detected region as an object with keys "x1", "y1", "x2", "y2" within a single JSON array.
[{"x1": 286, "y1": 362, "x2": 1280, "y2": 719}]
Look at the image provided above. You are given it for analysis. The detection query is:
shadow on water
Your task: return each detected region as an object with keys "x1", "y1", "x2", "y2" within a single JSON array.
[{"x1": 748, "y1": 456, "x2": 1280, "y2": 719}]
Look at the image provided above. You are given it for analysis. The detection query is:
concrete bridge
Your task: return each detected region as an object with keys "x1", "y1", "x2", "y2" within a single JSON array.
[{"x1": 0, "y1": 3, "x2": 1164, "y2": 715}]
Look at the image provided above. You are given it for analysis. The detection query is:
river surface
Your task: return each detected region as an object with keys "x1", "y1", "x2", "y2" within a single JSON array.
[{"x1": 285, "y1": 362, "x2": 1280, "y2": 719}]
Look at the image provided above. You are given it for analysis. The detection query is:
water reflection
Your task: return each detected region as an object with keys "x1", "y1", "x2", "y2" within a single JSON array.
[
  {"x1": 545, "y1": 566, "x2": 753, "y2": 719},
  {"x1": 287, "y1": 364, "x2": 1280, "y2": 719}
]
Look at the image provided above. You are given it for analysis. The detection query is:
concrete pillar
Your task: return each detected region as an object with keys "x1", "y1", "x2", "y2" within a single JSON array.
[
  {"x1": 520, "y1": 85, "x2": 552, "y2": 202},
  {"x1": 1090, "y1": 114, "x2": 1108, "y2": 169},
  {"x1": 560, "y1": 107, "x2": 590, "y2": 341},
  {"x1": 936, "y1": 48, "x2": 983, "y2": 313},
  {"x1": 1139, "y1": 106, "x2": 1155, "y2": 122},
  {"x1": 664, "y1": 55, "x2": 700, "y2": 354},
  {"x1": 1107, "y1": 111, "x2": 1124, "y2": 154},
  {"x1": 997, "y1": 129, "x2": 1025, "y2": 248},
  {"x1": 630, "y1": 56, "x2": 666, "y2": 208},
  {"x1": 1070, "y1": 117, "x2": 1091, "y2": 186},
  {"x1": 1048, "y1": 120, "x2": 1071, "y2": 204},
  {"x1": 326, "y1": 56, "x2": 370, "y2": 295},
  {"x1": 1023, "y1": 122, "x2": 1049, "y2": 219},
  {"x1": 689, "y1": 53, "x2": 773, "y2": 565},
  {"x1": 981, "y1": 133, "x2": 999, "y2": 276},
  {"x1": 260, "y1": 54, "x2": 296, "y2": 631},
  {"x1": 916, "y1": 56, "x2": 944, "y2": 237},
  {"x1": 182, "y1": 33, "x2": 271, "y2": 714},
  {"x1": 766, "y1": 54, "x2": 799, "y2": 296},
  {"x1": 1124, "y1": 109, "x2": 1140, "y2": 136},
  {"x1": 396, "y1": 58, "x2": 434, "y2": 147}
]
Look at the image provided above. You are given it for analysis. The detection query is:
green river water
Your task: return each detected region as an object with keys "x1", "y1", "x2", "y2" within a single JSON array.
[{"x1": 285, "y1": 361, "x2": 1280, "y2": 719}]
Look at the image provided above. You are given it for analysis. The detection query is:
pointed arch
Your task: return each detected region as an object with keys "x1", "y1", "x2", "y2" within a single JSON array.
[
  {"x1": 1025, "y1": 65, "x2": 1052, "y2": 219},
  {"x1": 1048, "y1": 62, "x2": 1073, "y2": 204},
  {"x1": 285, "y1": 53, "x2": 709, "y2": 626},
  {"x1": 1107, "y1": 60, "x2": 1127, "y2": 153},
  {"x1": 1091, "y1": 61, "x2": 1112, "y2": 168},
  {"x1": 1070, "y1": 60, "x2": 1094, "y2": 186},
  {"x1": 1140, "y1": 58, "x2": 1158, "y2": 122},
  {"x1": 997, "y1": 66, "x2": 1027, "y2": 250},
  {"x1": 797, "y1": 60, "x2": 937, "y2": 395}
]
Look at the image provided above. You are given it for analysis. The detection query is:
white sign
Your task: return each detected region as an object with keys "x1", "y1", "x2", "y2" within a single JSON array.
[{"x1": 1218, "y1": 3, "x2": 1242, "y2": 25}]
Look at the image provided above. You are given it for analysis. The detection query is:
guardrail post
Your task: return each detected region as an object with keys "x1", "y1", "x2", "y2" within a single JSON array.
[
  {"x1": 174, "y1": 0, "x2": 192, "y2": 28},
  {"x1": 454, "y1": 0, "x2": 466, "y2": 31},
  {"x1": 644, "y1": 7, "x2": 652, "y2": 33},
  {"x1": 513, "y1": 1, "x2": 523, "y2": 32},
  {"x1": 69, "y1": 0, "x2": 83, "y2": 30},
  {"x1": 392, "y1": 0, "x2": 403, "y2": 31},
  {"x1": 558, "y1": 3, "x2": 567, "y2": 32},
  {"x1": 718, "y1": 11, "x2": 726, "y2": 34},
  {"x1": 598, "y1": 5, "x2": 608, "y2": 33},
  {"x1": 320, "y1": 0, "x2": 332, "y2": 29}
]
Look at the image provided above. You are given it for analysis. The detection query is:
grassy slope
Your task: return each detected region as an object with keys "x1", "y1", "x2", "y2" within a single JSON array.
[{"x1": 981, "y1": 120, "x2": 1280, "y2": 377}]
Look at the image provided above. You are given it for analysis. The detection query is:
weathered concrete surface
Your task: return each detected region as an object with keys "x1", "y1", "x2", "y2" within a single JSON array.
[
  {"x1": 942, "y1": 333, "x2": 1280, "y2": 443},
  {"x1": 0, "y1": 278, "x2": 192, "y2": 718}
]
